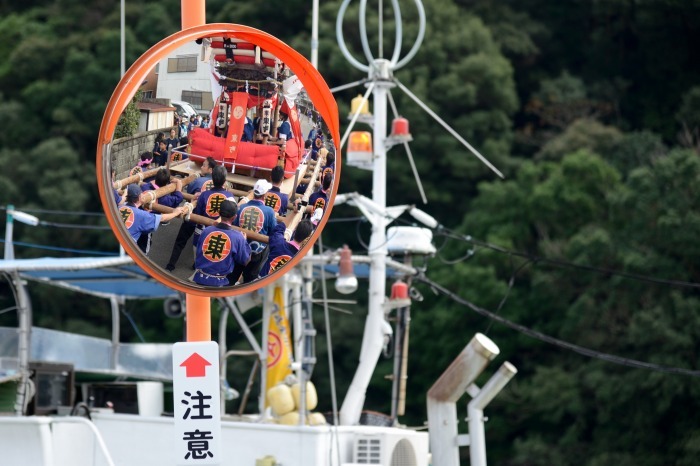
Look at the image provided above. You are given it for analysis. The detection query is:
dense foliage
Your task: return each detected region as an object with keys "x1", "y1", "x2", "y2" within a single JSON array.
[{"x1": 1, "y1": 0, "x2": 699, "y2": 464}]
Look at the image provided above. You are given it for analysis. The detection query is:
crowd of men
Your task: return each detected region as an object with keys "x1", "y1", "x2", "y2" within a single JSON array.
[{"x1": 114, "y1": 128, "x2": 334, "y2": 288}]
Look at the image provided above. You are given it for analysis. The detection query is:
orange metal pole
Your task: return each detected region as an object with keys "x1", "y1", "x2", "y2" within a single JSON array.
[
  {"x1": 182, "y1": 0, "x2": 210, "y2": 342},
  {"x1": 181, "y1": 0, "x2": 206, "y2": 30},
  {"x1": 186, "y1": 294, "x2": 212, "y2": 341}
]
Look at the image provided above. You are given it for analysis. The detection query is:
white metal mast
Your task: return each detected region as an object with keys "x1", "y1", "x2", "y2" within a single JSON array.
[{"x1": 335, "y1": 0, "x2": 426, "y2": 426}]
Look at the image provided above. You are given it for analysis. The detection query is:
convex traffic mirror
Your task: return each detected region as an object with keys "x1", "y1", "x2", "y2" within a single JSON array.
[{"x1": 97, "y1": 24, "x2": 340, "y2": 296}]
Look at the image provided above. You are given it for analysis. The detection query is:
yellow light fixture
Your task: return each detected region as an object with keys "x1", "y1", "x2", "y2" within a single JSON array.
[{"x1": 350, "y1": 94, "x2": 371, "y2": 116}]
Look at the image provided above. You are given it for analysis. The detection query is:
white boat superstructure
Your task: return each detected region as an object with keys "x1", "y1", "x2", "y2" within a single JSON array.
[{"x1": 1, "y1": 413, "x2": 429, "y2": 466}]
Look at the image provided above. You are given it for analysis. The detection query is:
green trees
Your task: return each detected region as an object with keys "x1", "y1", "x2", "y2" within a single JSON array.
[
  {"x1": 1, "y1": 1, "x2": 699, "y2": 464},
  {"x1": 406, "y1": 122, "x2": 700, "y2": 464}
]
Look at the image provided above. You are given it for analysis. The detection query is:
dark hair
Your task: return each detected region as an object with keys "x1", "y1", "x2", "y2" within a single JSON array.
[
  {"x1": 294, "y1": 220, "x2": 314, "y2": 243},
  {"x1": 219, "y1": 200, "x2": 238, "y2": 219},
  {"x1": 322, "y1": 172, "x2": 333, "y2": 190},
  {"x1": 205, "y1": 156, "x2": 217, "y2": 169},
  {"x1": 212, "y1": 165, "x2": 227, "y2": 188},
  {"x1": 140, "y1": 151, "x2": 153, "y2": 161},
  {"x1": 155, "y1": 168, "x2": 171, "y2": 187},
  {"x1": 304, "y1": 139, "x2": 312, "y2": 149},
  {"x1": 325, "y1": 151, "x2": 335, "y2": 166},
  {"x1": 155, "y1": 132, "x2": 165, "y2": 143},
  {"x1": 271, "y1": 166, "x2": 284, "y2": 184}
]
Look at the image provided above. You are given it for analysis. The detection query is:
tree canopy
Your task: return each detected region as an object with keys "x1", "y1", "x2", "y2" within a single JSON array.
[{"x1": 1, "y1": 1, "x2": 699, "y2": 464}]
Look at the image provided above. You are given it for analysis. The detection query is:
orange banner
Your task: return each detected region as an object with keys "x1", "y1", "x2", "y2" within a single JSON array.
[
  {"x1": 281, "y1": 99, "x2": 303, "y2": 152},
  {"x1": 223, "y1": 91, "x2": 250, "y2": 165}
]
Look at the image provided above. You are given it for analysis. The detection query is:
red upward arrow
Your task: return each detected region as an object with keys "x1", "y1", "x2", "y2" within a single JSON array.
[{"x1": 180, "y1": 352, "x2": 211, "y2": 378}]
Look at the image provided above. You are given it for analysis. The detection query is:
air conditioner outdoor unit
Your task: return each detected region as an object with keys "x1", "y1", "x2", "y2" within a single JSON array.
[{"x1": 350, "y1": 429, "x2": 428, "y2": 466}]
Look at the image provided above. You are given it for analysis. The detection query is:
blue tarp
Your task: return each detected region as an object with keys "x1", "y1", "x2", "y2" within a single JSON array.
[{"x1": 0, "y1": 257, "x2": 176, "y2": 299}]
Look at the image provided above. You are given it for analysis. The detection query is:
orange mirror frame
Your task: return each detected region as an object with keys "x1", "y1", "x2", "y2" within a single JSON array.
[{"x1": 97, "y1": 24, "x2": 340, "y2": 296}]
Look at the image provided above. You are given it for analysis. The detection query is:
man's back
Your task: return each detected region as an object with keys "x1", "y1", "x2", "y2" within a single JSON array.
[{"x1": 236, "y1": 199, "x2": 276, "y2": 236}]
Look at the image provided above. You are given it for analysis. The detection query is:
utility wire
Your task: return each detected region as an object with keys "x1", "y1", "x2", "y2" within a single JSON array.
[
  {"x1": 418, "y1": 275, "x2": 700, "y2": 377},
  {"x1": 431, "y1": 227, "x2": 700, "y2": 290},
  {"x1": 484, "y1": 256, "x2": 534, "y2": 335}
]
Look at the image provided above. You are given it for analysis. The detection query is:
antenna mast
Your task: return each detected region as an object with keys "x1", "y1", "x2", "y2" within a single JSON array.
[{"x1": 336, "y1": 0, "x2": 426, "y2": 426}]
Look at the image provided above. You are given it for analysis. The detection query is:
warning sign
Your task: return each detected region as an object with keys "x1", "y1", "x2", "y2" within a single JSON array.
[{"x1": 172, "y1": 341, "x2": 222, "y2": 465}]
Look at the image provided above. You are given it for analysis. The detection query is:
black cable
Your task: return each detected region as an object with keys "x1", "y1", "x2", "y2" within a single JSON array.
[
  {"x1": 70, "y1": 402, "x2": 93, "y2": 420},
  {"x1": 418, "y1": 275, "x2": 700, "y2": 377},
  {"x1": 355, "y1": 218, "x2": 370, "y2": 251},
  {"x1": 121, "y1": 308, "x2": 146, "y2": 343},
  {"x1": 439, "y1": 230, "x2": 700, "y2": 290},
  {"x1": 354, "y1": 218, "x2": 403, "y2": 253},
  {"x1": 436, "y1": 244, "x2": 476, "y2": 265},
  {"x1": 431, "y1": 229, "x2": 451, "y2": 254},
  {"x1": 484, "y1": 256, "x2": 534, "y2": 335}
]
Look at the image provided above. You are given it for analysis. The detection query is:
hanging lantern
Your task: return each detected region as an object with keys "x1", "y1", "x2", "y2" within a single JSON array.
[{"x1": 347, "y1": 131, "x2": 374, "y2": 169}]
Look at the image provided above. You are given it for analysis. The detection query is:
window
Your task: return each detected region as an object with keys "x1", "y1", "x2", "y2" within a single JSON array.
[
  {"x1": 167, "y1": 56, "x2": 197, "y2": 73},
  {"x1": 142, "y1": 90, "x2": 153, "y2": 99},
  {"x1": 182, "y1": 91, "x2": 213, "y2": 110}
]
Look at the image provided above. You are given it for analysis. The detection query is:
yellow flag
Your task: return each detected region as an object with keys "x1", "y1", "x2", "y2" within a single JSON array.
[{"x1": 266, "y1": 286, "x2": 293, "y2": 393}]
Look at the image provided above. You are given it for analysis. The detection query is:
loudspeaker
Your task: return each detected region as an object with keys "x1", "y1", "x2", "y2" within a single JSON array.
[{"x1": 163, "y1": 297, "x2": 184, "y2": 319}]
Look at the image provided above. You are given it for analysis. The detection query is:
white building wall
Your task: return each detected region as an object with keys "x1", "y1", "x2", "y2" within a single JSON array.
[{"x1": 156, "y1": 42, "x2": 213, "y2": 109}]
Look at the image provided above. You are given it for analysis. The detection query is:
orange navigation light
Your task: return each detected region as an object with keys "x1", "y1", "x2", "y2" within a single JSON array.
[{"x1": 347, "y1": 131, "x2": 374, "y2": 169}]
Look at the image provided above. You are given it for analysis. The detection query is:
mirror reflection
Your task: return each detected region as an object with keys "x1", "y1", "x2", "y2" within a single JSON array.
[{"x1": 108, "y1": 33, "x2": 337, "y2": 290}]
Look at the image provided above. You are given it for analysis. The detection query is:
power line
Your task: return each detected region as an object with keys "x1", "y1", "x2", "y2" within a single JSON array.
[
  {"x1": 435, "y1": 229, "x2": 700, "y2": 290},
  {"x1": 418, "y1": 275, "x2": 700, "y2": 377}
]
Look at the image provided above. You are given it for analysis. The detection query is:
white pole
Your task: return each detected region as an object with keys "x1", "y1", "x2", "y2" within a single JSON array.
[
  {"x1": 120, "y1": 0, "x2": 125, "y2": 77},
  {"x1": 339, "y1": 60, "x2": 394, "y2": 425},
  {"x1": 13, "y1": 272, "x2": 31, "y2": 415},
  {"x1": 291, "y1": 273, "x2": 304, "y2": 375},
  {"x1": 467, "y1": 362, "x2": 517, "y2": 466},
  {"x1": 4, "y1": 205, "x2": 14, "y2": 260},
  {"x1": 3, "y1": 206, "x2": 39, "y2": 414},
  {"x1": 110, "y1": 296, "x2": 121, "y2": 371},
  {"x1": 311, "y1": 0, "x2": 319, "y2": 68},
  {"x1": 4, "y1": 206, "x2": 39, "y2": 260}
]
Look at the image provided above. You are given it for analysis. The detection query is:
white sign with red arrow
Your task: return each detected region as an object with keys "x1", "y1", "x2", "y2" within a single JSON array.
[{"x1": 172, "y1": 341, "x2": 222, "y2": 465}]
